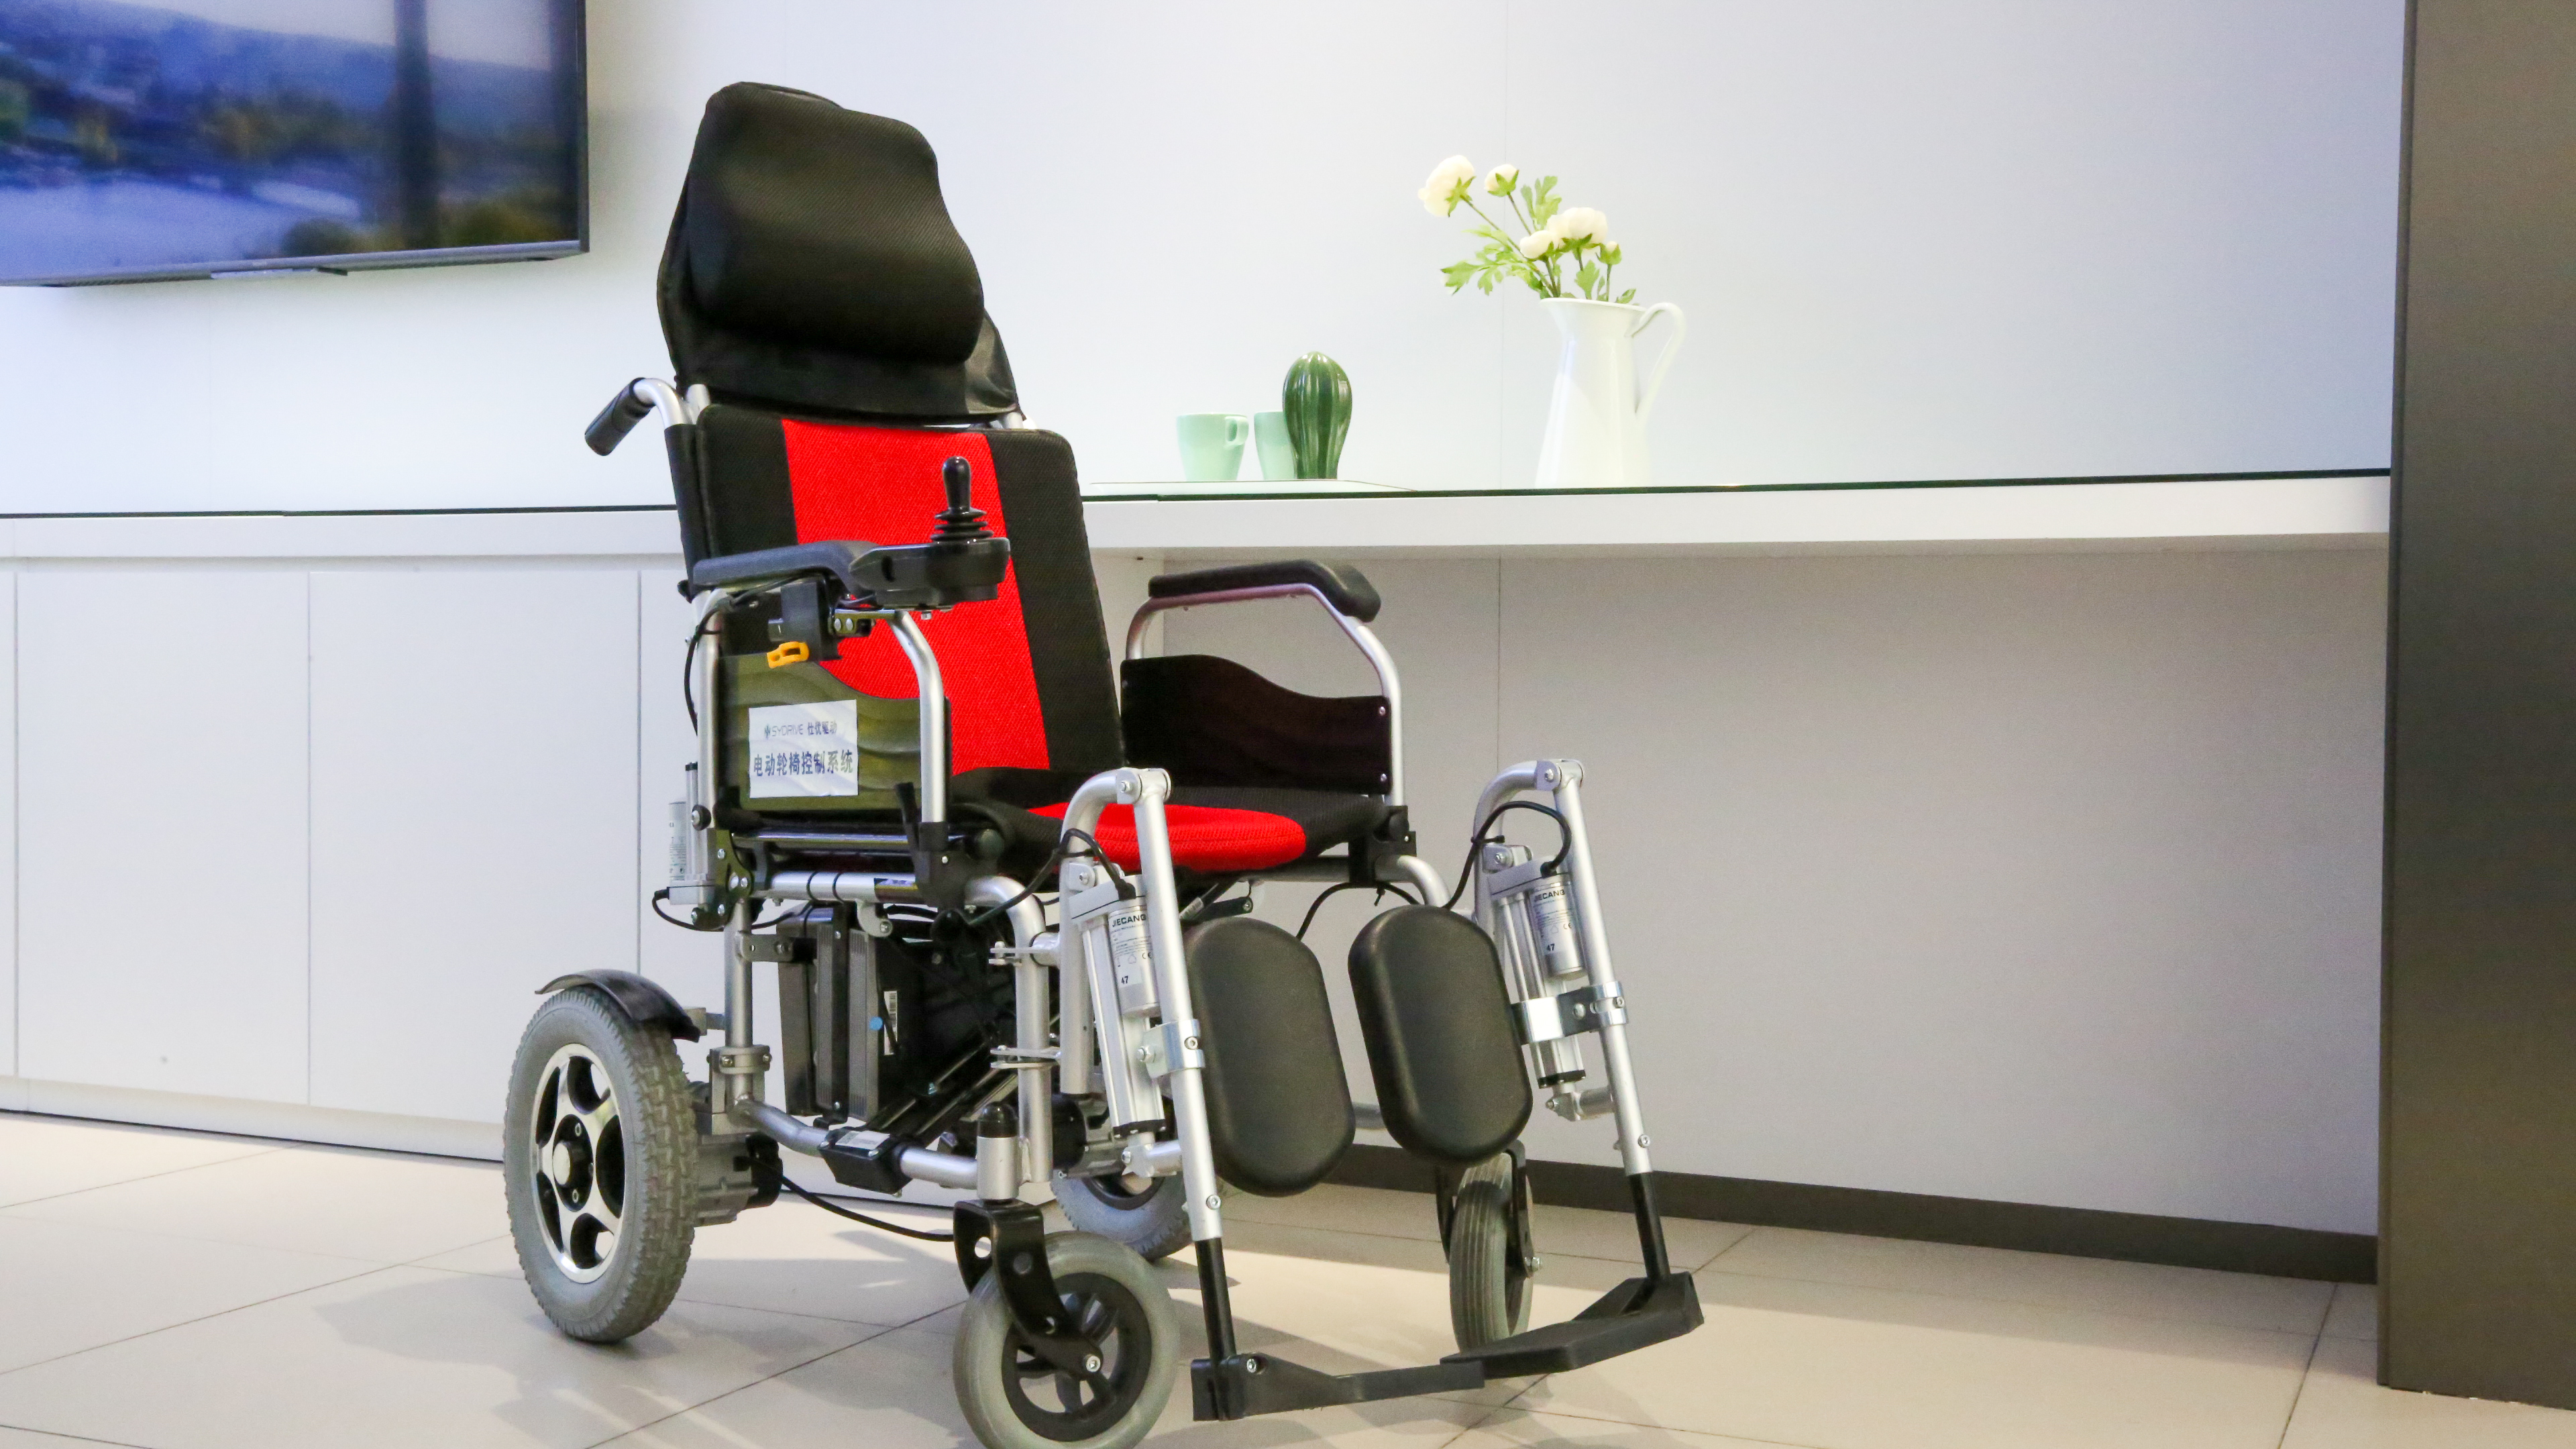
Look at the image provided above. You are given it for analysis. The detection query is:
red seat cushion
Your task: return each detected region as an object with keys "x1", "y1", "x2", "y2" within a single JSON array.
[{"x1": 1030, "y1": 802, "x2": 1308, "y2": 873}]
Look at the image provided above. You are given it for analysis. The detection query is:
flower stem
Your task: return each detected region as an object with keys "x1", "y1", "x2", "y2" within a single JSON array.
[{"x1": 1462, "y1": 196, "x2": 1553, "y2": 297}]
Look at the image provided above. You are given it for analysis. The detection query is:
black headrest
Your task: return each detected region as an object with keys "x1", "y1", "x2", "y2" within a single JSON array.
[{"x1": 658, "y1": 84, "x2": 1018, "y2": 421}]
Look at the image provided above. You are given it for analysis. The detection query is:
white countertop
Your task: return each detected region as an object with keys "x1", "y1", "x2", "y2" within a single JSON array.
[
  {"x1": 0, "y1": 474, "x2": 2388, "y2": 561},
  {"x1": 1080, "y1": 474, "x2": 2392, "y2": 558}
]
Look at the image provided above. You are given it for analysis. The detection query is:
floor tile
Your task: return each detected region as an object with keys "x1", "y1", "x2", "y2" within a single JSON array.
[
  {"x1": 0, "y1": 1216, "x2": 374, "y2": 1373},
  {"x1": 2322, "y1": 1281, "x2": 2379, "y2": 1341},
  {"x1": 1509, "y1": 1266, "x2": 2315, "y2": 1449},
  {"x1": 1702, "y1": 1226, "x2": 2335, "y2": 1335},
  {"x1": 419, "y1": 1197, "x2": 972, "y2": 1328},
  {"x1": 1, "y1": 1144, "x2": 505, "y2": 1263},
  {"x1": 0, "y1": 1265, "x2": 874, "y2": 1449},
  {"x1": 1453, "y1": 1407, "x2": 1797, "y2": 1449},
  {"x1": 0, "y1": 1113, "x2": 278, "y2": 1208},
  {"x1": 1222, "y1": 1182, "x2": 1752, "y2": 1270},
  {"x1": 1700, "y1": 1217, "x2": 2349, "y2": 1330},
  {"x1": 2282, "y1": 1334, "x2": 2576, "y2": 1448},
  {"x1": 0, "y1": 1426, "x2": 153, "y2": 1447},
  {"x1": 600, "y1": 1323, "x2": 1499, "y2": 1449}
]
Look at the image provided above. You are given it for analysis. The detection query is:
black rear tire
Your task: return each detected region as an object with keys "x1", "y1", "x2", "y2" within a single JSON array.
[
  {"x1": 1447, "y1": 1151, "x2": 1532, "y2": 1350},
  {"x1": 504, "y1": 986, "x2": 698, "y2": 1343},
  {"x1": 1053, "y1": 1170, "x2": 1190, "y2": 1262}
]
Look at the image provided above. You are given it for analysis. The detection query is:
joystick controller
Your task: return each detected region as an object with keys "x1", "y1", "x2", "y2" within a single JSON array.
[{"x1": 932, "y1": 455, "x2": 991, "y2": 542}]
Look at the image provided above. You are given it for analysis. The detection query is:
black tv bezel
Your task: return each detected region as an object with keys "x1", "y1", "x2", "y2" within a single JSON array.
[{"x1": 0, "y1": 0, "x2": 590, "y2": 289}]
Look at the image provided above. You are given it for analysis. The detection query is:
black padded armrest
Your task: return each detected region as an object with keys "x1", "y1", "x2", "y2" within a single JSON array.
[
  {"x1": 688, "y1": 540, "x2": 875, "y2": 594},
  {"x1": 1147, "y1": 560, "x2": 1381, "y2": 623},
  {"x1": 687, "y1": 535, "x2": 1010, "y2": 610}
]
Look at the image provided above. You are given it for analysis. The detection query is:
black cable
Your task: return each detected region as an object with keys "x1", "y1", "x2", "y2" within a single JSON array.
[
  {"x1": 1441, "y1": 800, "x2": 1570, "y2": 910},
  {"x1": 680, "y1": 594, "x2": 738, "y2": 732},
  {"x1": 959, "y1": 828, "x2": 1111, "y2": 932},
  {"x1": 649, "y1": 888, "x2": 721, "y2": 932},
  {"x1": 1294, "y1": 879, "x2": 1421, "y2": 940},
  {"x1": 776, "y1": 1175, "x2": 955, "y2": 1242}
]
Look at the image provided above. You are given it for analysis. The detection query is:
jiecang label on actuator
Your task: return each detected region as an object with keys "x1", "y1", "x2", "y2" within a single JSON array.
[{"x1": 746, "y1": 701, "x2": 861, "y2": 798}]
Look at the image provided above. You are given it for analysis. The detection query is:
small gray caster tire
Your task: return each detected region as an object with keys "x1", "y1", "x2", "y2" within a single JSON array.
[
  {"x1": 1053, "y1": 1169, "x2": 1191, "y2": 1262},
  {"x1": 954, "y1": 1231, "x2": 1177, "y2": 1449},
  {"x1": 504, "y1": 985, "x2": 698, "y2": 1343},
  {"x1": 1447, "y1": 1152, "x2": 1532, "y2": 1350}
]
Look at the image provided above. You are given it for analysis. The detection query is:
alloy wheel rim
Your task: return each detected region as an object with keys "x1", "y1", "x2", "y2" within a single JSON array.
[{"x1": 529, "y1": 1042, "x2": 626, "y2": 1284}]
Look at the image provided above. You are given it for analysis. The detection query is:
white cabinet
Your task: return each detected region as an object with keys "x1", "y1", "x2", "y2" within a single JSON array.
[
  {"x1": 307, "y1": 570, "x2": 643, "y2": 1123},
  {"x1": 17, "y1": 571, "x2": 312, "y2": 1102}
]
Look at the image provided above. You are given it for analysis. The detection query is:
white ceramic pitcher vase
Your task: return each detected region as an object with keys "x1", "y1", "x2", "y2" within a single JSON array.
[{"x1": 1532, "y1": 297, "x2": 1686, "y2": 489}]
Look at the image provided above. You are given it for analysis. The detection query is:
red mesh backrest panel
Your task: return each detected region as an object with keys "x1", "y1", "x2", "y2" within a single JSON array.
[{"x1": 780, "y1": 423, "x2": 1051, "y2": 773}]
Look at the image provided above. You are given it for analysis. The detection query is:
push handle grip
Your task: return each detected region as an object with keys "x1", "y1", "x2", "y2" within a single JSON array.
[{"x1": 584, "y1": 380, "x2": 657, "y2": 456}]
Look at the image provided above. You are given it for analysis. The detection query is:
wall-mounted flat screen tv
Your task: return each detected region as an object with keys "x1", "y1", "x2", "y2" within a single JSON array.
[{"x1": 0, "y1": 0, "x2": 584, "y2": 285}]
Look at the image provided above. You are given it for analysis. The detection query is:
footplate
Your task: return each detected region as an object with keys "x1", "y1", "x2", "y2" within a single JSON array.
[
  {"x1": 1441, "y1": 1273, "x2": 1701, "y2": 1377},
  {"x1": 1189, "y1": 1272, "x2": 1701, "y2": 1420}
]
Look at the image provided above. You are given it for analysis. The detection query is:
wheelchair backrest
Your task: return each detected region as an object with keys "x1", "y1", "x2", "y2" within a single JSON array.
[{"x1": 659, "y1": 83, "x2": 1124, "y2": 792}]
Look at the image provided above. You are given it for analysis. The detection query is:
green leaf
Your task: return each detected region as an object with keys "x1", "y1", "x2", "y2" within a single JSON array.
[
  {"x1": 1615, "y1": 287, "x2": 1637, "y2": 305},
  {"x1": 1576, "y1": 260, "x2": 1600, "y2": 291}
]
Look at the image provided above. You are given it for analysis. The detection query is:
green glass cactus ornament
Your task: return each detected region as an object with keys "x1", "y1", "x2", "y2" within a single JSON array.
[{"x1": 1282, "y1": 352, "x2": 1352, "y2": 480}]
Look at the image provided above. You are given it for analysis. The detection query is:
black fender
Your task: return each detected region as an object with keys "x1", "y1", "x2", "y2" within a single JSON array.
[{"x1": 537, "y1": 970, "x2": 702, "y2": 1041}]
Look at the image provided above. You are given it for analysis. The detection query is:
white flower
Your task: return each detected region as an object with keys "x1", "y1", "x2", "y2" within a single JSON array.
[
  {"x1": 1554, "y1": 206, "x2": 1609, "y2": 245},
  {"x1": 1517, "y1": 227, "x2": 1560, "y2": 259},
  {"x1": 1484, "y1": 163, "x2": 1519, "y2": 195},
  {"x1": 1417, "y1": 155, "x2": 1476, "y2": 216}
]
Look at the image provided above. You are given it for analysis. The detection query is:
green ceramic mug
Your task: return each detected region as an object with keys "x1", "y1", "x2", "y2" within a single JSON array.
[
  {"x1": 1176, "y1": 413, "x2": 1250, "y2": 482},
  {"x1": 1253, "y1": 411, "x2": 1296, "y2": 481}
]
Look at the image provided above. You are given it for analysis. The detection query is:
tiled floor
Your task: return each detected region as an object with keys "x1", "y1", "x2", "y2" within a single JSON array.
[{"x1": 0, "y1": 1112, "x2": 2567, "y2": 1449}]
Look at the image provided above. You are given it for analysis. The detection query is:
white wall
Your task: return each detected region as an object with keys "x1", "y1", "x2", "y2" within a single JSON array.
[
  {"x1": 0, "y1": 1, "x2": 2402, "y2": 511},
  {"x1": 1173, "y1": 547, "x2": 2388, "y2": 1235}
]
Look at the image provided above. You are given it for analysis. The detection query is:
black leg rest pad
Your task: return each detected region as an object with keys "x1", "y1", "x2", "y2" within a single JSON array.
[
  {"x1": 1347, "y1": 906, "x2": 1532, "y2": 1164},
  {"x1": 1185, "y1": 917, "x2": 1356, "y2": 1196}
]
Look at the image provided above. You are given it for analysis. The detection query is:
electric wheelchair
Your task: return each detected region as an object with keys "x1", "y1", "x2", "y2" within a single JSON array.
[{"x1": 511, "y1": 81, "x2": 1698, "y2": 1449}]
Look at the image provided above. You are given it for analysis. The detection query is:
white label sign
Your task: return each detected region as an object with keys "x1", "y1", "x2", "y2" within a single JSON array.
[{"x1": 745, "y1": 701, "x2": 861, "y2": 798}]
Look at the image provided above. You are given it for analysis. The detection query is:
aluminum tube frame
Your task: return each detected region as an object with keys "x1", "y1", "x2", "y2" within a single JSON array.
[
  {"x1": 890, "y1": 612, "x2": 948, "y2": 825},
  {"x1": 1124, "y1": 583, "x2": 1406, "y2": 806},
  {"x1": 1393, "y1": 853, "x2": 1446, "y2": 904},
  {"x1": 632, "y1": 378, "x2": 690, "y2": 430},
  {"x1": 759, "y1": 871, "x2": 920, "y2": 904},
  {"x1": 967, "y1": 877, "x2": 1055, "y2": 1184},
  {"x1": 1057, "y1": 767, "x2": 1226, "y2": 1241},
  {"x1": 718, "y1": 896, "x2": 757, "y2": 1112},
  {"x1": 729, "y1": 1099, "x2": 979, "y2": 1190},
  {"x1": 1473, "y1": 759, "x2": 1656, "y2": 1178}
]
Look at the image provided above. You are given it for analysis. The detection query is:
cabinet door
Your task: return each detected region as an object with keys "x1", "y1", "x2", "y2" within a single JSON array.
[
  {"x1": 308, "y1": 570, "x2": 638, "y2": 1123},
  {"x1": 18, "y1": 570, "x2": 311, "y2": 1102}
]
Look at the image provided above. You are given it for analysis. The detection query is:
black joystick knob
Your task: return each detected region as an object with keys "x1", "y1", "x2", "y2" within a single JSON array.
[{"x1": 932, "y1": 455, "x2": 990, "y2": 541}]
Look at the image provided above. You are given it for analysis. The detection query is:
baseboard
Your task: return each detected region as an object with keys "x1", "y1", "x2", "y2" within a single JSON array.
[
  {"x1": 0, "y1": 1076, "x2": 502, "y2": 1162},
  {"x1": 1328, "y1": 1143, "x2": 2375, "y2": 1284},
  {"x1": 1, "y1": 1077, "x2": 2373, "y2": 1284}
]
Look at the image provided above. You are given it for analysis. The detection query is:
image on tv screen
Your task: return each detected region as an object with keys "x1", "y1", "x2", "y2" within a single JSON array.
[{"x1": 0, "y1": 0, "x2": 584, "y2": 284}]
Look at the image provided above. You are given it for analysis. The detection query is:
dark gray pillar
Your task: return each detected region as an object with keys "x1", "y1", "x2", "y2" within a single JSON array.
[{"x1": 2382, "y1": 0, "x2": 2576, "y2": 1409}]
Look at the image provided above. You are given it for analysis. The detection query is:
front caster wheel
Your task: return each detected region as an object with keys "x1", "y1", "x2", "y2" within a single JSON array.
[
  {"x1": 1446, "y1": 1151, "x2": 1533, "y2": 1350},
  {"x1": 1053, "y1": 1169, "x2": 1190, "y2": 1262},
  {"x1": 504, "y1": 985, "x2": 698, "y2": 1343},
  {"x1": 954, "y1": 1231, "x2": 1177, "y2": 1449}
]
